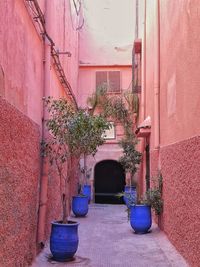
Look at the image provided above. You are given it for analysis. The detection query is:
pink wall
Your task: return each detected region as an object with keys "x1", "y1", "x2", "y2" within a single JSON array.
[
  {"x1": 0, "y1": 0, "x2": 80, "y2": 266},
  {"x1": 0, "y1": 0, "x2": 79, "y2": 126},
  {"x1": 78, "y1": 65, "x2": 132, "y2": 188},
  {"x1": 0, "y1": 98, "x2": 40, "y2": 267},
  {"x1": 78, "y1": 1, "x2": 136, "y2": 184},
  {"x1": 79, "y1": 0, "x2": 135, "y2": 66},
  {"x1": 159, "y1": 0, "x2": 200, "y2": 146},
  {"x1": 0, "y1": 0, "x2": 43, "y2": 126},
  {"x1": 137, "y1": 1, "x2": 200, "y2": 266},
  {"x1": 78, "y1": 66, "x2": 132, "y2": 107}
]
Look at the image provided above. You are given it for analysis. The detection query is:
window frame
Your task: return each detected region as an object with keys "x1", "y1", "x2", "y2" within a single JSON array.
[{"x1": 95, "y1": 70, "x2": 121, "y2": 94}]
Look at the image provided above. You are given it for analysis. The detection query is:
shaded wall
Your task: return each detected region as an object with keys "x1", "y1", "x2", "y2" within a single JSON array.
[{"x1": 137, "y1": 0, "x2": 200, "y2": 266}]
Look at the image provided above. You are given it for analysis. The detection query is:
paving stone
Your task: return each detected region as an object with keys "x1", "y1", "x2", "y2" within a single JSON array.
[{"x1": 31, "y1": 204, "x2": 188, "y2": 267}]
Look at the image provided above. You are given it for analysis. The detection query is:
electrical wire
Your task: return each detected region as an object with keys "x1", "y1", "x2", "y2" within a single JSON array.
[{"x1": 24, "y1": 0, "x2": 78, "y2": 108}]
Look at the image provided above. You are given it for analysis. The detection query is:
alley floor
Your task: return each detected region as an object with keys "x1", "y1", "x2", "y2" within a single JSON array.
[{"x1": 31, "y1": 204, "x2": 188, "y2": 267}]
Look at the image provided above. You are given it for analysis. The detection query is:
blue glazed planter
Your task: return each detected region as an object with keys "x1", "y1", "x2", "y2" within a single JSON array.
[
  {"x1": 72, "y1": 195, "x2": 89, "y2": 217},
  {"x1": 82, "y1": 185, "x2": 91, "y2": 202},
  {"x1": 50, "y1": 221, "x2": 79, "y2": 262},
  {"x1": 130, "y1": 205, "x2": 152, "y2": 234},
  {"x1": 123, "y1": 186, "x2": 137, "y2": 208}
]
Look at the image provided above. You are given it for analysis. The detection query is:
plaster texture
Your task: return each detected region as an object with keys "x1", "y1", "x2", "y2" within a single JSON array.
[
  {"x1": 136, "y1": 1, "x2": 200, "y2": 265},
  {"x1": 0, "y1": 0, "x2": 80, "y2": 265},
  {"x1": 160, "y1": 136, "x2": 200, "y2": 267},
  {"x1": 0, "y1": 0, "x2": 79, "y2": 126},
  {"x1": 0, "y1": 98, "x2": 40, "y2": 267},
  {"x1": 78, "y1": 66, "x2": 132, "y2": 108},
  {"x1": 31, "y1": 204, "x2": 188, "y2": 267}
]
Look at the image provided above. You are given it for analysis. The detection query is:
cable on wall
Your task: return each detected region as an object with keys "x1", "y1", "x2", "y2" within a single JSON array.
[{"x1": 24, "y1": 0, "x2": 78, "y2": 109}]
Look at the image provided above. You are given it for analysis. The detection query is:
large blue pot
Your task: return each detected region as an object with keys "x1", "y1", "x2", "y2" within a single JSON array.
[
  {"x1": 123, "y1": 186, "x2": 137, "y2": 208},
  {"x1": 82, "y1": 184, "x2": 91, "y2": 202},
  {"x1": 50, "y1": 221, "x2": 79, "y2": 262},
  {"x1": 130, "y1": 205, "x2": 152, "y2": 234},
  {"x1": 72, "y1": 195, "x2": 89, "y2": 217}
]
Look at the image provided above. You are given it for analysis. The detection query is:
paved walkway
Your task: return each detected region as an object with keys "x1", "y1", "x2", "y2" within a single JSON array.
[{"x1": 31, "y1": 204, "x2": 188, "y2": 267}]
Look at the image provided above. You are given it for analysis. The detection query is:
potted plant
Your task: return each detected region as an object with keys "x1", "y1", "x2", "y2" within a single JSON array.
[
  {"x1": 119, "y1": 135, "x2": 142, "y2": 207},
  {"x1": 80, "y1": 165, "x2": 92, "y2": 202},
  {"x1": 68, "y1": 108, "x2": 110, "y2": 216},
  {"x1": 43, "y1": 97, "x2": 110, "y2": 260},
  {"x1": 130, "y1": 173, "x2": 163, "y2": 234}
]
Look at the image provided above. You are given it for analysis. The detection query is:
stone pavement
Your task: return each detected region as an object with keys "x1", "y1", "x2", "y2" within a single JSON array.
[{"x1": 31, "y1": 204, "x2": 188, "y2": 267}]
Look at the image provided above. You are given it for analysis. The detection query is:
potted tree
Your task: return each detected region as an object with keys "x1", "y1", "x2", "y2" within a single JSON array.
[
  {"x1": 43, "y1": 97, "x2": 110, "y2": 261},
  {"x1": 70, "y1": 110, "x2": 111, "y2": 216},
  {"x1": 43, "y1": 97, "x2": 111, "y2": 261},
  {"x1": 119, "y1": 135, "x2": 142, "y2": 207},
  {"x1": 129, "y1": 173, "x2": 163, "y2": 234}
]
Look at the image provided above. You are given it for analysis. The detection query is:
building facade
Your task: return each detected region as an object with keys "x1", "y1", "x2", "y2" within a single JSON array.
[
  {"x1": 136, "y1": 1, "x2": 200, "y2": 266},
  {"x1": 0, "y1": 1, "x2": 80, "y2": 266}
]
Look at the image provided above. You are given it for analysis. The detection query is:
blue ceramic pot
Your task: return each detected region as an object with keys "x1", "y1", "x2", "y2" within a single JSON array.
[
  {"x1": 82, "y1": 184, "x2": 91, "y2": 202},
  {"x1": 72, "y1": 195, "x2": 89, "y2": 217},
  {"x1": 50, "y1": 221, "x2": 79, "y2": 262},
  {"x1": 130, "y1": 204, "x2": 152, "y2": 234},
  {"x1": 123, "y1": 186, "x2": 137, "y2": 208}
]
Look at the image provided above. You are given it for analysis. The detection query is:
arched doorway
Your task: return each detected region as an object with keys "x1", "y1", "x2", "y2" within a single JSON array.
[{"x1": 94, "y1": 160, "x2": 125, "y2": 204}]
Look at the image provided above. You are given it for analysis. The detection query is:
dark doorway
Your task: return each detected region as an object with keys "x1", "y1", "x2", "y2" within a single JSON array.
[{"x1": 94, "y1": 160, "x2": 125, "y2": 204}]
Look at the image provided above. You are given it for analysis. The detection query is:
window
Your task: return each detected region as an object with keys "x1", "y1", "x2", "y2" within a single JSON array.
[
  {"x1": 104, "y1": 122, "x2": 115, "y2": 139},
  {"x1": 96, "y1": 71, "x2": 121, "y2": 93}
]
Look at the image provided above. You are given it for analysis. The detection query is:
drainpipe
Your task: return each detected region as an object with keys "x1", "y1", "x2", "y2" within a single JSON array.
[
  {"x1": 154, "y1": 0, "x2": 160, "y2": 160},
  {"x1": 141, "y1": 0, "x2": 146, "y2": 122},
  {"x1": 37, "y1": 0, "x2": 51, "y2": 246},
  {"x1": 138, "y1": 0, "x2": 146, "y2": 195}
]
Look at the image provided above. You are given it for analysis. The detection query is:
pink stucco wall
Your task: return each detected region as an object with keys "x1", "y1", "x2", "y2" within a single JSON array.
[
  {"x1": 0, "y1": 0, "x2": 79, "y2": 126},
  {"x1": 0, "y1": 0, "x2": 44, "y2": 126},
  {"x1": 0, "y1": 98, "x2": 40, "y2": 267},
  {"x1": 0, "y1": 0, "x2": 80, "y2": 265},
  {"x1": 159, "y1": 0, "x2": 200, "y2": 146},
  {"x1": 78, "y1": 66, "x2": 132, "y2": 107},
  {"x1": 78, "y1": 65, "x2": 133, "y2": 191},
  {"x1": 80, "y1": 0, "x2": 135, "y2": 66},
  {"x1": 137, "y1": 1, "x2": 200, "y2": 266},
  {"x1": 160, "y1": 137, "x2": 200, "y2": 267}
]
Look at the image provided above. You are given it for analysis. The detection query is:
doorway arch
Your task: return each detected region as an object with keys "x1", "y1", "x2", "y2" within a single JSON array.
[{"x1": 94, "y1": 160, "x2": 125, "y2": 204}]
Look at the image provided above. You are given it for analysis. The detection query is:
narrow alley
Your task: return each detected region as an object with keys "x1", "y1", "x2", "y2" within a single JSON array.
[
  {"x1": 1, "y1": 1, "x2": 200, "y2": 266},
  {"x1": 31, "y1": 205, "x2": 188, "y2": 267}
]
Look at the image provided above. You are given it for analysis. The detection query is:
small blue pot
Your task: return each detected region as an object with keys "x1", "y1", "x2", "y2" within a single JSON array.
[
  {"x1": 50, "y1": 221, "x2": 79, "y2": 262},
  {"x1": 72, "y1": 195, "x2": 89, "y2": 217},
  {"x1": 130, "y1": 205, "x2": 152, "y2": 234},
  {"x1": 82, "y1": 184, "x2": 91, "y2": 202},
  {"x1": 123, "y1": 186, "x2": 137, "y2": 208}
]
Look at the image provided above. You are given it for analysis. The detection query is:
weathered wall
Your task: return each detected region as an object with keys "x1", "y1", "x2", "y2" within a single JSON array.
[
  {"x1": 0, "y1": 98, "x2": 40, "y2": 267},
  {"x1": 160, "y1": 136, "x2": 200, "y2": 267},
  {"x1": 137, "y1": 0, "x2": 200, "y2": 266},
  {"x1": 0, "y1": 0, "x2": 80, "y2": 266}
]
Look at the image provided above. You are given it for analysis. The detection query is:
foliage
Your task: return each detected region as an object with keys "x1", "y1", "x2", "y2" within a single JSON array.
[
  {"x1": 87, "y1": 86, "x2": 141, "y2": 181},
  {"x1": 143, "y1": 173, "x2": 163, "y2": 215},
  {"x1": 42, "y1": 97, "x2": 111, "y2": 223},
  {"x1": 119, "y1": 137, "x2": 142, "y2": 179}
]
